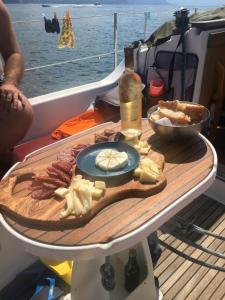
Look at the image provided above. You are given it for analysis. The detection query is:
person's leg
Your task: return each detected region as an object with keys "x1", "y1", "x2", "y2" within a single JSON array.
[{"x1": 0, "y1": 97, "x2": 33, "y2": 161}]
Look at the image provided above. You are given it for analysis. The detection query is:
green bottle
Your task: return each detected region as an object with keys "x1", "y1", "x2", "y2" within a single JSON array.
[{"x1": 124, "y1": 248, "x2": 140, "y2": 293}]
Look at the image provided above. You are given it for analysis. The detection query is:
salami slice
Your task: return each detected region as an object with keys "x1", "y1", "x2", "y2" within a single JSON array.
[
  {"x1": 95, "y1": 133, "x2": 109, "y2": 143},
  {"x1": 104, "y1": 129, "x2": 116, "y2": 137},
  {"x1": 52, "y1": 161, "x2": 73, "y2": 174},
  {"x1": 57, "y1": 150, "x2": 75, "y2": 164},
  {"x1": 31, "y1": 188, "x2": 55, "y2": 200},
  {"x1": 47, "y1": 166, "x2": 71, "y2": 184}
]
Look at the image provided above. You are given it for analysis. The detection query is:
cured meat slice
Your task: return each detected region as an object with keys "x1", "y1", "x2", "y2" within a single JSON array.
[
  {"x1": 46, "y1": 169, "x2": 59, "y2": 179},
  {"x1": 52, "y1": 161, "x2": 73, "y2": 174},
  {"x1": 47, "y1": 166, "x2": 71, "y2": 184},
  {"x1": 40, "y1": 182, "x2": 60, "y2": 190},
  {"x1": 57, "y1": 150, "x2": 75, "y2": 164},
  {"x1": 104, "y1": 129, "x2": 116, "y2": 137},
  {"x1": 72, "y1": 144, "x2": 89, "y2": 158},
  {"x1": 29, "y1": 184, "x2": 43, "y2": 191},
  {"x1": 33, "y1": 175, "x2": 68, "y2": 187},
  {"x1": 95, "y1": 133, "x2": 109, "y2": 143},
  {"x1": 95, "y1": 130, "x2": 119, "y2": 143},
  {"x1": 31, "y1": 188, "x2": 55, "y2": 200}
]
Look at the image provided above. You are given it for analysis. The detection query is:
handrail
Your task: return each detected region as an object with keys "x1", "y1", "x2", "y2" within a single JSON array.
[{"x1": 25, "y1": 50, "x2": 123, "y2": 72}]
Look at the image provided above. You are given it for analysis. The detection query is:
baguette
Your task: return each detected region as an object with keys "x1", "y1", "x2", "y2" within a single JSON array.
[
  {"x1": 158, "y1": 100, "x2": 179, "y2": 110},
  {"x1": 158, "y1": 100, "x2": 205, "y2": 123},
  {"x1": 150, "y1": 112, "x2": 161, "y2": 122},
  {"x1": 176, "y1": 102, "x2": 205, "y2": 122},
  {"x1": 159, "y1": 108, "x2": 191, "y2": 125}
]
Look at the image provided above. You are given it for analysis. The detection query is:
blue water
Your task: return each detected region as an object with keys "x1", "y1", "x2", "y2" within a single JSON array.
[{"x1": 6, "y1": 3, "x2": 217, "y2": 98}]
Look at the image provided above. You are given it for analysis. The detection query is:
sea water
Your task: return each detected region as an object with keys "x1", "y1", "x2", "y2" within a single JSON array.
[{"x1": 7, "y1": 4, "x2": 216, "y2": 98}]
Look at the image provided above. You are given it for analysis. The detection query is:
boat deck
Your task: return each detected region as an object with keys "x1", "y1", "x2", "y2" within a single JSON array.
[{"x1": 156, "y1": 195, "x2": 225, "y2": 300}]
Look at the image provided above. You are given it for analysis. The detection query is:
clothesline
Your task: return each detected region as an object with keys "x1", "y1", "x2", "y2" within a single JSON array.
[{"x1": 13, "y1": 12, "x2": 148, "y2": 25}]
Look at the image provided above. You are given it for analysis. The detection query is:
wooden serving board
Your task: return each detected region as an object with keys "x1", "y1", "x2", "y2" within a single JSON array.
[{"x1": 0, "y1": 148, "x2": 166, "y2": 229}]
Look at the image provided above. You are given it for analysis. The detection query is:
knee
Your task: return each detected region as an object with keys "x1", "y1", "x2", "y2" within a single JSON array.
[
  {"x1": 21, "y1": 99, "x2": 34, "y2": 130},
  {"x1": 8, "y1": 99, "x2": 33, "y2": 141}
]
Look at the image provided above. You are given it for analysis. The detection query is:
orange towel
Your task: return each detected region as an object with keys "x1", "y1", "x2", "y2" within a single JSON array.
[{"x1": 51, "y1": 109, "x2": 105, "y2": 140}]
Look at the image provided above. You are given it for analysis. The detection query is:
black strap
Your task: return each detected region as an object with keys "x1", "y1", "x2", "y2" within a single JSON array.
[{"x1": 167, "y1": 35, "x2": 183, "y2": 97}]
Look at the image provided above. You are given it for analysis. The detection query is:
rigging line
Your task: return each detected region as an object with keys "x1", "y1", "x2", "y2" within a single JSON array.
[
  {"x1": 13, "y1": 14, "x2": 114, "y2": 24},
  {"x1": 172, "y1": 233, "x2": 225, "y2": 260},
  {"x1": 25, "y1": 50, "x2": 123, "y2": 72},
  {"x1": 12, "y1": 12, "x2": 146, "y2": 25},
  {"x1": 159, "y1": 239, "x2": 225, "y2": 272}
]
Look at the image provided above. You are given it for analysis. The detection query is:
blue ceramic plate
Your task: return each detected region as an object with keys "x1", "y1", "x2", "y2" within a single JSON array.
[{"x1": 76, "y1": 142, "x2": 140, "y2": 182}]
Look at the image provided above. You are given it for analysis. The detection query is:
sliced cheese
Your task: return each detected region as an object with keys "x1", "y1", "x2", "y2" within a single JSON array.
[
  {"x1": 72, "y1": 190, "x2": 86, "y2": 216},
  {"x1": 60, "y1": 176, "x2": 106, "y2": 219},
  {"x1": 77, "y1": 185, "x2": 92, "y2": 212}
]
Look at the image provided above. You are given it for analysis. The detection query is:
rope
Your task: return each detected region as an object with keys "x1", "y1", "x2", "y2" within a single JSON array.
[
  {"x1": 159, "y1": 239, "x2": 225, "y2": 272},
  {"x1": 192, "y1": 224, "x2": 225, "y2": 241},
  {"x1": 13, "y1": 12, "x2": 146, "y2": 25},
  {"x1": 173, "y1": 233, "x2": 225, "y2": 260},
  {"x1": 24, "y1": 50, "x2": 123, "y2": 72}
]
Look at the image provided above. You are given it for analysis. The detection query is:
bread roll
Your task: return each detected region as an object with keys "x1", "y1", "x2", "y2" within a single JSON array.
[{"x1": 159, "y1": 108, "x2": 191, "y2": 125}]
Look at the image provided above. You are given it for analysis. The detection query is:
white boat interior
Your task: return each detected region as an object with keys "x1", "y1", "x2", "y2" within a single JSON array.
[{"x1": 0, "y1": 6, "x2": 225, "y2": 300}]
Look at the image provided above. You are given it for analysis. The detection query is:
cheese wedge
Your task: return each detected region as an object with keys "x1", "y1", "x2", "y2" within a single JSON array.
[
  {"x1": 95, "y1": 181, "x2": 106, "y2": 190},
  {"x1": 134, "y1": 157, "x2": 160, "y2": 184},
  {"x1": 134, "y1": 140, "x2": 151, "y2": 155},
  {"x1": 140, "y1": 167, "x2": 159, "y2": 183},
  {"x1": 91, "y1": 187, "x2": 104, "y2": 199},
  {"x1": 95, "y1": 149, "x2": 128, "y2": 171},
  {"x1": 54, "y1": 187, "x2": 69, "y2": 198}
]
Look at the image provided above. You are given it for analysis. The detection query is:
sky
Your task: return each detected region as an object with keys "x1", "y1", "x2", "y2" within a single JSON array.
[{"x1": 169, "y1": 0, "x2": 225, "y2": 5}]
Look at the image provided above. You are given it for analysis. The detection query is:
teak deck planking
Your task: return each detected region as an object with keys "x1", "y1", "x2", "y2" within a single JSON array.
[
  {"x1": 156, "y1": 196, "x2": 225, "y2": 300},
  {"x1": 1, "y1": 120, "x2": 214, "y2": 247}
]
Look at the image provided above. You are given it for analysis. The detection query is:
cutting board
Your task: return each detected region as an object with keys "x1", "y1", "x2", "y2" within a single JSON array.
[{"x1": 0, "y1": 149, "x2": 166, "y2": 229}]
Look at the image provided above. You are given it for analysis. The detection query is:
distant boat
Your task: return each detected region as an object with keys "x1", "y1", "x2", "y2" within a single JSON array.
[
  {"x1": 42, "y1": 4, "x2": 51, "y2": 7},
  {"x1": 94, "y1": 2, "x2": 101, "y2": 5}
]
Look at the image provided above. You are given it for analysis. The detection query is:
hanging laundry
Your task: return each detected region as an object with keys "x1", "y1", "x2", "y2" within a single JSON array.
[
  {"x1": 42, "y1": 13, "x2": 54, "y2": 33},
  {"x1": 52, "y1": 12, "x2": 60, "y2": 34},
  {"x1": 58, "y1": 11, "x2": 75, "y2": 48}
]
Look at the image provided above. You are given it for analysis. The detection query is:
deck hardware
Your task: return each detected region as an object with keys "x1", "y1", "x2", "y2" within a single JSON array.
[{"x1": 173, "y1": 216, "x2": 225, "y2": 241}]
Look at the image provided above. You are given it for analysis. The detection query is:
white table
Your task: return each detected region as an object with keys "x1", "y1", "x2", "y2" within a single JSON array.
[{"x1": 0, "y1": 121, "x2": 217, "y2": 299}]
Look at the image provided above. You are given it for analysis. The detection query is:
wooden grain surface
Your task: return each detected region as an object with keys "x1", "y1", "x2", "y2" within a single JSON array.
[
  {"x1": 1, "y1": 120, "x2": 214, "y2": 247},
  {"x1": 0, "y1": 149, "x2": 166, "y2": 228}
]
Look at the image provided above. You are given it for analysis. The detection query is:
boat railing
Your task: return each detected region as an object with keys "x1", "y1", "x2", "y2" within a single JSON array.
[{"x1": 12, "y1": 11, "x2": 151, "y2": 72}]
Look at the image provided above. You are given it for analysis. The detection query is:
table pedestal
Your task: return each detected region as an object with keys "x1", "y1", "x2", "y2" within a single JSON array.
[{"x1": 64, "y1": 239, "x2": 159, "y2": 300}]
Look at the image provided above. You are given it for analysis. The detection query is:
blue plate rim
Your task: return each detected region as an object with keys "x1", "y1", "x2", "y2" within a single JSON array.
[{"x1": 76, "y1": 141, "x2": 140, "y2": 180}]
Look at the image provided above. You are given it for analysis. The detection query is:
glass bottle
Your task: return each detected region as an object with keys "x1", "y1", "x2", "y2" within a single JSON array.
[
  {"x1": 124, "y1": 248, "x2": 140, "y2": 293},
  {"x1": 119, "y1": 46, "x2": 142, "y2": 141}
]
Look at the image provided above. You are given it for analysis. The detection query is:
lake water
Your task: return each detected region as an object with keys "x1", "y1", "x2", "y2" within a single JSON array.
[{"x1": 7, "y1": 3, "x2": 217, "y2": 98}]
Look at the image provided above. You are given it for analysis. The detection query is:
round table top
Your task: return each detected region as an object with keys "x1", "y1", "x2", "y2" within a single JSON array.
[{"x1": 0, "y1": 120, "x2": 217, "y2": 260}]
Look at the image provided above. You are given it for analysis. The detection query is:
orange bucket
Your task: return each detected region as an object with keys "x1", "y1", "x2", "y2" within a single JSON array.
[{"x1": 149, "y1": 80, "x2": 165, "y2": 97}]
